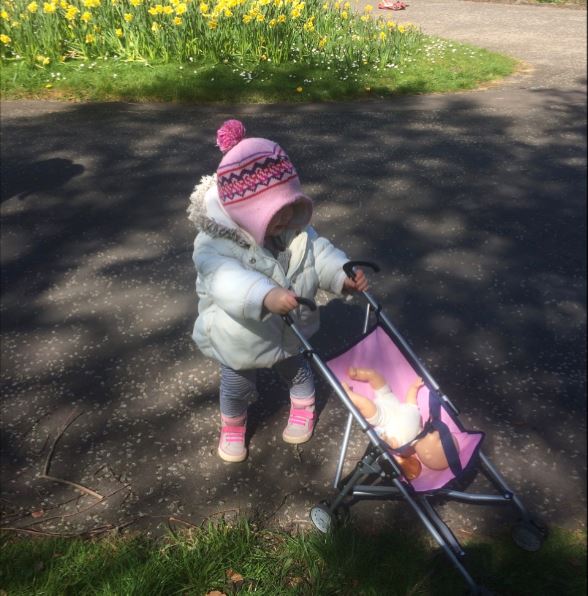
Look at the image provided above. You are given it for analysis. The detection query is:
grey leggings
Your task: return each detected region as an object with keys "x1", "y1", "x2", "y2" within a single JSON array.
[{"x1": 220, "y1": 355, "x2": 315, "y2": 417}]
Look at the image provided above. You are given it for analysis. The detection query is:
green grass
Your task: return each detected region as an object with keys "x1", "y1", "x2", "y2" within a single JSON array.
[
  {"x1": 0, "y1": 519, "x2": 586, "y2": 595},
  {"x1": 0, "y1": 37, "x2": 517, "y2": 102}
]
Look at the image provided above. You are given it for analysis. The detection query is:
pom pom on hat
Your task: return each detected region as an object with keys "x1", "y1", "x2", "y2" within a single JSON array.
[{"x1": 216, "y1": 119, "x2": 246, "y2": 153}]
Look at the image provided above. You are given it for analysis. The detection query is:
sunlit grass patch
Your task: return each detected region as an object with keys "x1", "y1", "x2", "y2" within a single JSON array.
[
  {"x1": 0, "y1": 520, "x2": 586, "y2": 595},
  {"x1": 0, "y1": 38, "x2": 516, "y2": 102}
]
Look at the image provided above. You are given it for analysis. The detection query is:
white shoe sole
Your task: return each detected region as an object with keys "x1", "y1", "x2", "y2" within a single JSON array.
[
  {"x1": 282, "y1": 430, "x2": 313, "y2": 445},
  {"x1": 218, "y1": 446, "x2": 247, "y2": 463}
]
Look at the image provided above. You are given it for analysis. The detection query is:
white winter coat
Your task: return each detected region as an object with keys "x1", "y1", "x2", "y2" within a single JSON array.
[{"x1": 188, "y1": 175, "x2": 350, "y2": 370}]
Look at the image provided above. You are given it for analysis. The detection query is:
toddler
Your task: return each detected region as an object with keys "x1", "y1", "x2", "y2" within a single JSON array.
[{"x1": 188, "y1": 120, "x2": 368, "y2": 462}]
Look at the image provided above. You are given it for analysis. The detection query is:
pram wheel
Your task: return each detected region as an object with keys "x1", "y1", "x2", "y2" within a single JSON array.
[
  {"x1": 310, "y1": 502, "x2": 333, "y2": 534},
  {"x1": 309, "y1": 501, "x2": 350, "y2": 533},
  {"x1": 511, "y1": 519, "x2": 547, "y2": 552}
]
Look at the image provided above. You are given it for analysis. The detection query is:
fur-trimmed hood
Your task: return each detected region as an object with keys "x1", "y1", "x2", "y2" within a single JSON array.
[{"x1": 187, "y1": 174, "x2": 252, "y2": 248}]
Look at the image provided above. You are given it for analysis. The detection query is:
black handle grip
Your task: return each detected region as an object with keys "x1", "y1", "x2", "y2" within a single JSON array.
[
  {"x1": 343, "y1": 260, "x2": 380, "y2": 280},
  {"x1": 295, "y1": 297, "x2": 317, "y2": 311}
]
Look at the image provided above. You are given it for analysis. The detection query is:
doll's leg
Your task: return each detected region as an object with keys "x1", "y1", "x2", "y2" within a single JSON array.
[
  {"x1": 276, "y1": 356, "x2": 316, "y2": 444},
  {"x1": 342, "y1": 383, "x2": 377, "y2": 419},
  {"x1": 347, "y1": 367, "x2": 387, "y2": 390},
  {"x1": 218, "y1": 365, "x2": 257, "y2": 462}
]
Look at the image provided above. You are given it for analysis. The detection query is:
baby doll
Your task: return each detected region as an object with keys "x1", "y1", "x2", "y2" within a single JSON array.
[{"x1": 342, "y1": 368, "x2": 459, "y2": 480}]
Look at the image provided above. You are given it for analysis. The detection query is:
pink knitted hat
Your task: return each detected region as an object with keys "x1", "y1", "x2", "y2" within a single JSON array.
[{"x1": 215, "y1": 120, "x2": 313, "y2": 246}]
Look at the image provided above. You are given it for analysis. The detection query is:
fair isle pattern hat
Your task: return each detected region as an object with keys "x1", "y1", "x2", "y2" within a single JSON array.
[{"x1": 215, "y1": 120, "x2": 313, "y2": 246}]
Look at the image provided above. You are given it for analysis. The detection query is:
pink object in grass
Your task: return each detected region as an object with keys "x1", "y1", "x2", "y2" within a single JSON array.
[{"x1": 216, "y1": 119, "x2": 246, "y2": 153}]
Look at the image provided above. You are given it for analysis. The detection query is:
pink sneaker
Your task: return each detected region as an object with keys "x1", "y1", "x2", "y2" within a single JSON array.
[
  {"x1": 218, "y1": 423, "x2": 247, "y2": 463},
  {"x1": 282, "y1": 407, "x2": 316, "y2": 444}
]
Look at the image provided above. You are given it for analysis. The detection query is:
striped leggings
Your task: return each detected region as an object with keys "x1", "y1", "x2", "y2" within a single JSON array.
[{"x1": 220, "y1": 355, "x2": 315, "y2": 417}]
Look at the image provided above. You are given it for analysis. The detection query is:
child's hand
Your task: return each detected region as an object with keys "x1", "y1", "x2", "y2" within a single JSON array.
[
  {"x1": 343, "y1": 268, "x2": 368, "y2": 293},
  {"x1": 264, "y1": 288, "x2": 299, "y2": 315},
  {"x1": 411, "y1": 377, "x2": 425, "y2": 390}
]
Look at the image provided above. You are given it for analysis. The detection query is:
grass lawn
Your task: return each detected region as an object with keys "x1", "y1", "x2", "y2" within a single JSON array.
[
  {"x1": 1, "y1": 519, "x2": 586, "y2": 595},
  {"x1": 0, "y1": 37, "x2": 516, "y2": 103}
]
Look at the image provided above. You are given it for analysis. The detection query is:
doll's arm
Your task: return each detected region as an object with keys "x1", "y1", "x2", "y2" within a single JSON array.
[
  {"x1": 347, "y1": 367, "x2": 387, "y2": 390},
  {"x1": 341, "y1": 383, "x2": 377, "y2": 419},
  {"x1": 405, "y1": 377, "x2": 424, "y2": 406}
]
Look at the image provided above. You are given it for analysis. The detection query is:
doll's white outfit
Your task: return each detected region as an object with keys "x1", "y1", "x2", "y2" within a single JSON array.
[{"x1": 367, "y1": 384, "x2": 422, "y2": 447}]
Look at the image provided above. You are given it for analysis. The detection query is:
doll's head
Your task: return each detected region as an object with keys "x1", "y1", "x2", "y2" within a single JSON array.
[{"x1": 215, "y1": 120, "x2": 313, "y2": 245}]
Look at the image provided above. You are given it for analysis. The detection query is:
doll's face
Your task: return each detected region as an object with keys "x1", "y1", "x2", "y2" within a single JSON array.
[{"x1": 266, "y1": 204, "x2": 294, "y2": 237}]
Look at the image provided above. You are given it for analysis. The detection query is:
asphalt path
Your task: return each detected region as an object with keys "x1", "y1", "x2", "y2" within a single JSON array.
[{"x1": 1, "y1": 0, "x2": 586, "y2": 545}]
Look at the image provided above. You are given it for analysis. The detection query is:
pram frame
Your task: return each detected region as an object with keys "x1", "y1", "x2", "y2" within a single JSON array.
[{"x1": 285, "y1": 283, "x2": 543, "y2": 594}]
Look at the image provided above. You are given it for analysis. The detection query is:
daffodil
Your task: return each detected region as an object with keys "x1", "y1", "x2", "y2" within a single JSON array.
[
  {"x1": 43, "y1": 2, "x2": 57, "y2": 13},
  {"x1": 26, "y1": 1, "x2": 38, "y2": 13},
  {"x1": 364, "y1": 3, "x2": 373, "y2": 10},
  {"x1": 81, "y1": 10, "x2": 91, "y2": 21},
  {"x1": 151, "y1": 21, "x2": 160, "y2": 31},
  {"x1": 0, "y1": 33, "x2": 11, "y2": 43},
  {"x1": 85, "y1": 32, "x2": 95, "y2": 42},
  {"x1": 123, "y1": 11, "x2": 133, "y2": 20},
  {"x1": 130, "y1": 0, "x2": 142, "y2": 6},
  {"x1": 175, "y1": 2, "x2": 187, "y2": 14},
  {"x1": 173, "y1": 16, "x2": 182, "y2": 24},
  {"x1": 1, "y1": 9, "x2": 10, "y2": 19},
  {"x1": 296, "y1": 86, "x2": 303, "y2": 92},
  {"x1": 115, "y1": 27, "x2": 123, "y2": 36}
]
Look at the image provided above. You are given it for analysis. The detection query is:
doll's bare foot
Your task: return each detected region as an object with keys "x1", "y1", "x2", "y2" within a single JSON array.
[{"x1": 347, "y1": 367, "x2": 386, "y2": 390}]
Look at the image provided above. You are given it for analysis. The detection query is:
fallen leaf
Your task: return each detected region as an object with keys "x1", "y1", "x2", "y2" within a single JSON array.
[
  {"x1": 31, "y1": 510, "x2": 45, "y2": 518},
  {"x1": 226, "y1": 568, "x2": 244, "y2": 588},
  {"x1": 205, "y1": 591, "x2": 226, "y2": 596}
]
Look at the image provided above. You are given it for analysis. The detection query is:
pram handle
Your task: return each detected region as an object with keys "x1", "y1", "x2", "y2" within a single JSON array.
[
  {"x1": 294, "y1": 297, "x2": 317, "y2": 311},
  {"x1": 343, "y1": 260, "x2": 380, "y2": 280}
]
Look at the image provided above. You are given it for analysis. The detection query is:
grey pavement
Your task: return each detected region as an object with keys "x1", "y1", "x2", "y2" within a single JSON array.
[{"x1": 1, "y1": 0, "x2": 586, "y2": 543}]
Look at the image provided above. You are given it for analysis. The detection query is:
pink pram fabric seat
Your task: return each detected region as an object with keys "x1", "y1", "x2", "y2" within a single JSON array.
[{"x1": 327, "y1": 326, "x2": 484, "y2": 492}]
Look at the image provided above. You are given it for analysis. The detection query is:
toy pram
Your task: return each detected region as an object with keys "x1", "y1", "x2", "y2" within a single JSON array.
[{"x1": 283, "y1": 261, "x2": 546, "y2": 595}]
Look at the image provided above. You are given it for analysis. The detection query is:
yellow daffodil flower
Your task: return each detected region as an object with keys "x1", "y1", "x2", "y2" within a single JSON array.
[
  {"x1": 0, "y1": 33, "x2": 11, "y2": 43},
  {"x1": 277, "y1": 13, "x2": 285, "y2": 22},
  {"x1": 364, "y1": 3, "x2": 373, "y2": 10},
  {"x1": 85, "y1": 32, "x2": 95, "y2": 42},
  {"x1": 43, "y1": 2, "x2": 56, "y2": 13},
  {"x1": 269, "y1": 17, "x2": 276, "y2": 26},
  {"x1": 341, "y1": 10, "x2": 348, "y2": 18},
  {"x1": 173, "y1": 15, "x2": 182, "y2": 24},
  {"x1": 1, "y1": 9, "x2": 10, "y2": 19},
  {"x1": 123, "y1": 12, "x2": 133, "y2": 20},
  {"x1": 115, "y1": 27, "x2": 123, "y2": 36},
  {"x1": 318, "y1": 36, "x2": 327, "y2": 48},
  {"x1": 27, "y1": 2, "x2": 38, "y2": 13},
  {"x1": 208, "y1": 18, "x2": 216, "y2": 27},
  {"x1": 296, "y1": 86, "x2": 303, "y2": 92},
  {"x1": 130, "y1": 0, "x2": 142, "y2": 6},
  {"x1": 151, "y1": 21, "x2": 159, "y2": 31},
  {"x1": 175, "y1": 3, "x2": 187, "y2": 14},
  {"x1": 81, "y1": 10, "x2": 91, "y2": 21},
  {"x1": 64, "y1": 5, "x2": 78, "y2": 20}
]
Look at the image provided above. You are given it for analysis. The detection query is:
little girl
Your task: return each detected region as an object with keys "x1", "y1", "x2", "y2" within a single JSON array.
[{"x1": 188, "y1": 120, "x2": 368, "y2": 462}]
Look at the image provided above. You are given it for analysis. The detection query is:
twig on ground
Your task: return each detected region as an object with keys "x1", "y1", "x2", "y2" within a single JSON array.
[
  {"x1": 40, "y1": 408, "x2": 104, "y2": 500},
  {"x1": 18, "y1": 484, "x2": 132, "y2": 528}
]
